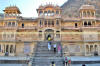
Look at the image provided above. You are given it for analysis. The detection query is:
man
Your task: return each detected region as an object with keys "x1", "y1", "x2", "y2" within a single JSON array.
[{"x1": 53, "y1": 44, "x2": 56, "y2": 53}]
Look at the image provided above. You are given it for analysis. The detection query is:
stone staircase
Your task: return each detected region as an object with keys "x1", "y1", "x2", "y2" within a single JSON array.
[{"x1": 32, "y1": 41, "x2": 64, "y2": 66}]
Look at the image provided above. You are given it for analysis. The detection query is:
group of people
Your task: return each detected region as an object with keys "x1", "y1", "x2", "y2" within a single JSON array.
[
  {"x1": 47, "y1": 36, "x2": 61, "y2": 55},
  {"x1": 64, "y1": 57, "x2": 71, "y2": 66}
]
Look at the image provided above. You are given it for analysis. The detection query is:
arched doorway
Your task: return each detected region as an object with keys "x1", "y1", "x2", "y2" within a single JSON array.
[{"x1": 45, "y1": 29, "x2": 54, "y2": 40}]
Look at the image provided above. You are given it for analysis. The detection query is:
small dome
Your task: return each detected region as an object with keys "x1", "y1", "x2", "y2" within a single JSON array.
[
  {"x1": 4, "y1": 6, "x2": 21, "y2": 14},
  {"x1": 80, "y1": 5, "x2": 95, "y2": 10}
]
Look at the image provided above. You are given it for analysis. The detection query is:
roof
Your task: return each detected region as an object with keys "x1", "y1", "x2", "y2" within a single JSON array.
[
  {"x1": 37, "y1": 4, "x2": 61, "y2": 11},
  {"x1": 4, "y1": 6, "x2": 21, "y2": 14},
  {"x1": 80, "y1": 5, "x2": 95, "y2": 10}
]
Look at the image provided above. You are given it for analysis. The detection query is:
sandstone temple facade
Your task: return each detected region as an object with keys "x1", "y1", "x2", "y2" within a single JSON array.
[{"x1": 0, "y1": 4, "x2": 100, "y2": 56}]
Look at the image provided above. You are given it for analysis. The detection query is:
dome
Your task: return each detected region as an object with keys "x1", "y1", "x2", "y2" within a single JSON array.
[
  {"x1": 80, "y1": 5, "x2": 95, "y2": 10},
  {"x1": 4, "y1": 6, "x2": 21, "y2": 14}
]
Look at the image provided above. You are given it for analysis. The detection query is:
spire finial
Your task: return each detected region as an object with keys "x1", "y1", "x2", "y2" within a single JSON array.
[{"x1": 87, "y1": 0, "x2": 91, "y2": 5}]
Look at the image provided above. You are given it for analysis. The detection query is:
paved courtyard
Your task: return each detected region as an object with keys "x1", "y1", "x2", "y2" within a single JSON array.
[
  {"x1": 0, "y1": 64, "x2": 27, "y2": 66},
  {"x1": 71, "y1": 64, "x2": 100, "y2": 66}
]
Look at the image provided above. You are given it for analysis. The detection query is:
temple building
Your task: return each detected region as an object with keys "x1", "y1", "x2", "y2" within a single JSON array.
[{"x1": 0, "y1": 4, "x2": 100, "y2": 56}]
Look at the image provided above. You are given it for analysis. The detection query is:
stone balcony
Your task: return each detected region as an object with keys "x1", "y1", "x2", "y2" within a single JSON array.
[
  {"x1": 0, "y1": 26, "x2": 18, "y2": 29},
  {"x1": 18, "y1": 26, "x2": 37, "y2": 30},
  {"x1": 61, "y1": 26, "x2": 80, "y2": 30}
]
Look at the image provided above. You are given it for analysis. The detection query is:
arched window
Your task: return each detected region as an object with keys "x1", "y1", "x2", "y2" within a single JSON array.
[
  {"x1": 40, "y1": 20, "x2": 42, "y2": 27},
  {"x1": 12, "y1": 22, "x2": 15, "y2": 26},
  {"x1": 92, "y1": 12, "x2": 94, "y2": 17},
  {"x1": 87, "y1": 11, "x2": 90, "y2": 17},
  {"x1": 51, "y1": 11, "x2": 54, "y2": 16},
  {"x1": 45, "y1": 20, "x2": 47, "y2": 27},
  {"x1": 39, "y1": 31, "x2": 42, "y2": 38},
  {"x1": 75, "y1": 23, "x2": 77, "y2": 28},
  {"x1": 88, "y1": 22, "x2": 91, "y2": 26},
  {"x1": 10, "y1": 45, "x2": 13, "y2": 53},
  {"x1": 83, "y1": 11, "x2": 86, "y2": 17},
  {"x1": 0, "y1": 45, "x2": 1, "y2": 52},
  {"x1": 22, "y1": 23, "x2": 24, "y2": 28},
  {"x1": 56, "y1": 20, "x2": 59, "y2": 26},
  {"x1": 52, "y1": 20, "x2": 54, "y2": 27},
  {"x1": 48, "y1": 20, "x2": 50, "y2": 27},
  {"x1": 6, "y1": 45, "x2": 9, "y2": 52},
  {"x1": 56, "y1": 11, "x2": 59, "y2": 14},
  {"x1": 84, "y1": 22, "x2": 87, "y2": 27},
  {"x1": 48, "y1": 10, "x2": 51, "y2": 16},
  {"x1": 8, "y1": 22, "x2": 11, "y2": 26},
  {"x1": 39, "y1": 11, "x2": 43, "y2": 15},
  {"x1": 44, "y1": 11, "x2": 47, "y2": 16},
  {"x1": 56, "y1": 31, "x2": 60, "y2": 38}
]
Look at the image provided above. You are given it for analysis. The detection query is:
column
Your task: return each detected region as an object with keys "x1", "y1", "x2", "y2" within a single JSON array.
[
  {"x1": 83, "y1": 21, "x2": 84, "y2": 27},
  {"x1": 84, "y1": 45, "x2": 86, "y2": 56},
  {"x1": 54, "y1": 30, "x2": 56, "y2": 41},
  {"x1": 82, "y1": 11, "x2": 83, "y2": 17},
  {"x1": 91, "y1": 21, "x2": 92, "y2": 27},
  {"x1": 94, "y1": 11, "x2": 95, "y2": 17},
  {"x1": 8, "y1": 45, "x2": 10, "y2": 54},
  {"x1": 90, "y1": 11, "x2": 92, "y2": 17},
  {"x1": 89, "y1": 45, "x2": 90, "y2": 54},
  {"x1": 47, "y1": 20, "x2": 48, "y2": 27},
  {"x1": 86, "y1": 11, "x2": 87, "y2": 17},
  {"x1": 93, "y1": 45, "x2": 95, "y2": 54},
  {"x1": 4, "y1": 44, "x2": 6, "y2": 53},
  {"x1": 95, "y1": 21, "x2": 96, "y2": 27}
]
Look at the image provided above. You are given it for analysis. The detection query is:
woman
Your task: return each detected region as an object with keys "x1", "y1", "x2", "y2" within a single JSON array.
[
  {"x1": 48, "y1": 42, "x2": 51, "y2": 51},
  {"x1": 57, "y1": 44, "x2": 61, "y2": 55}
]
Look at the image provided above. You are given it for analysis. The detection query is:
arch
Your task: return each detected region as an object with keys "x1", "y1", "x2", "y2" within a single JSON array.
[
  {"x1": 6, "y1": 45, "x2": 9, "y2": 52},
  {"x1": 88, "y1": 21, "x2": 91, "y2": 26},
  {"x1": 39, "y1": 31, "x2": 42, "y2": 38},
  {"x1": 56, "y1": 20, "x2": 59, "y2": 26},
  {"x1": 44, "y1": 29, "x2": 54, "y2": 40},
  {"x1": 22, "y1": 23, "x2": 24, "y2": 28},
  {"x1": 94, "y1": 45, "x2": 98, "y2": 52},
  {"x1": 56, "y1": 31, "x2": 60, "y2": 38},
  {"x1": 10, "y1": 45, "x2": 13, "y2": 53},
  {"x1": 83, "y1": 11, "x2": 86, "y2": 17},
  {"x1": 90, "y1": 45, "x2": 93, "y2": 53},
  {"x1": 87, "y1": 11, "x2": 90, "y2": 17},
  {"x1": 84, "y1": 21, "x2": 87, "y2": 26},
  {"x1": 86, "y1": 45, "x2": 89, "y2": 53},
  {"x1": 44, "y1": 11, "x2": 47, "y2": 16}
]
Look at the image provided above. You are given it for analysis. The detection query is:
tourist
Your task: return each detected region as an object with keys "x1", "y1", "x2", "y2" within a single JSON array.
[
  {"x1": 48, "y1": 37, "x2": 51, "y2": 41},
  {"x1": 53, "y1": 44, "x2": 57, "y2": 53},
  {"x1": 50, "y1": 61, "x2": 55, "y2": 66},
  {"x1": 48, "y1": 42, "x2": 51, "y2": 51},
  {"x1": 57, "y1": 44, "x2": 61, "y2": 55},
  {"x1": 64, "y1": 57, "x2": 68, "y2": 66}
]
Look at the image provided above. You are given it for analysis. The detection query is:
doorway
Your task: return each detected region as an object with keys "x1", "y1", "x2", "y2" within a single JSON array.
[{"x1": 45, "y1": 29, "x2": 54, "y2": 40}]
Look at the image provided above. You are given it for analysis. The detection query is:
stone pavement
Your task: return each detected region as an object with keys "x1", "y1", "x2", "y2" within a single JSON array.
[
  {"x1": 0, "y1": 64, "x2": 27, "y2": 66},
  {"x1": 71, "y1": 56, "x2": 100, "y2": 61},
  {"x1": 71, "y1": 64, "x2": 100, "y2": 66}
]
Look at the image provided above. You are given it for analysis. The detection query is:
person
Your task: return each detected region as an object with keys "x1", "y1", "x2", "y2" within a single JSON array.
[
  {"x1": 53, "y1": 44, "x2": 56, "y2": 53},
  {"x1": 57, "y1": 44, "x2": 61, "y2": 55},
  {"x1": 64, "y1": 57, "x2": 68, "y2": 66},
  {"x1": 82, "y1": 64, "x2": 86, "y2": 66},
  {"x1": 48, "y1": 42, "x2": 51, "y2": 51},
  {"x1": 50, "y1": 61, "x2": 55, "y2": 66}
]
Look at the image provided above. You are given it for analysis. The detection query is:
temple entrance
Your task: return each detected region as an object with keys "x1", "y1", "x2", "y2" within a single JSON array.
[{"x1": 45, "y1": 29, "x2": 54, "y2": 40}]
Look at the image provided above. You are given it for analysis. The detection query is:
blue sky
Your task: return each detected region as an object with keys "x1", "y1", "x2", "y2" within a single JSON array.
[{"x1": 0, "y1": 0, "x2": 68, "y2": 17}]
